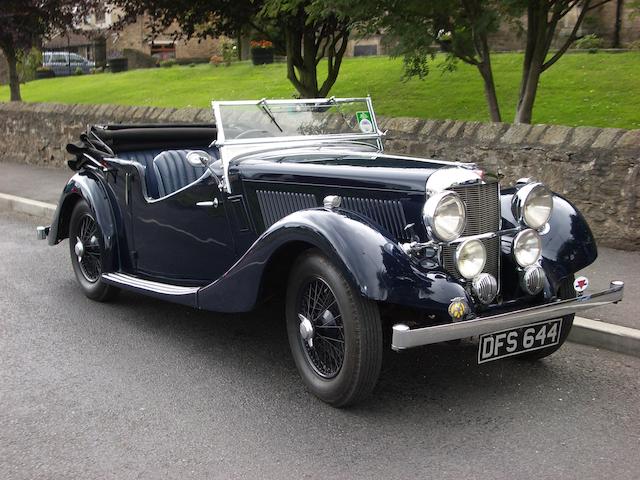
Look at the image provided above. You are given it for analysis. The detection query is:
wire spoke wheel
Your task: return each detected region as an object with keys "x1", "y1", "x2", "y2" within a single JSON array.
[
  {"x1": 298, "y1": 277, "x2": 345, "y2": 379},
  {"x1": 69, "y1": 200, "x2": 119, "y2": 302},
  {"x1": 75, "y1": 214, "x2": 101, "y2": 283},
  {"x1": 286, "y1": 250, "x2": 382, "y2": 406}
]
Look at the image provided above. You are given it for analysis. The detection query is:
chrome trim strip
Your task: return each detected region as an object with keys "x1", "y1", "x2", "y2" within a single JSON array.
[
  {"x1": 101, "y1": 273, "x2": 200, "y2": 296},
  {"x1": 391, "y1": 281, "x2": 624, "y2": 351}
]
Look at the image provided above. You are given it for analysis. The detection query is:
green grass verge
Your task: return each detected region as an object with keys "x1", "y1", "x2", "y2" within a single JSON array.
[{"x1": 2, "y1": 53, "x2": 638, "y2": 129}]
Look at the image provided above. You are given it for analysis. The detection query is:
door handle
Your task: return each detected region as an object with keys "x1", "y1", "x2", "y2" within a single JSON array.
[{"x1": 196, "y1": 199, "x2": 219, "y2": 208}]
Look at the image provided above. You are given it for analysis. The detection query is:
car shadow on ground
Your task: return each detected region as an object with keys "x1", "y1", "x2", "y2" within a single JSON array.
[{"x1": 104, "y1": 290, "x2": 565, "y2": 414}]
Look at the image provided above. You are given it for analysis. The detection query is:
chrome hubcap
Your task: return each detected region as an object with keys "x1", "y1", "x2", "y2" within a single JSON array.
[
  {"x1": 74, "y1": 238, "x2": 84, "y2": 260},
  {"x1": 298, "y1": 314, "x2": 315, "y2": 347},
  {"x1": 75, "y1": 215, "x2": 101, "y2": 283},
  {"x1": 297, "y1": 278, "x2": 345, "y2": 379}
]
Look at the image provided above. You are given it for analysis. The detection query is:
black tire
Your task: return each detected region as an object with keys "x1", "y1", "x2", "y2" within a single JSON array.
[
  {"x1": 68, "y1": 200, "x2": 119, "y2": 302},
  {"x1": 285, "y1": 250, "x2": 383, "y2": 407},
  {"x1": 517, "y1": 274, "x2": 575, "y2": 361}
]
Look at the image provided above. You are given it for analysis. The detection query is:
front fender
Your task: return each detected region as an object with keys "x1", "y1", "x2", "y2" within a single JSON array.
[
  {"x1": 48, "y1": 171, "x2": 119, "y2": 272},
  {"x1": 500, "y1": 189, "x2": 598, "y2": 292},
  {"x1": 197, "y1": 208, "x2": 469, "y2": 314}
]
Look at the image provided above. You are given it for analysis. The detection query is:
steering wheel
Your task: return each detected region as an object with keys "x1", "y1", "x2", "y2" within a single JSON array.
[{"x1": 234, "y1": 129, "x2": 273, "y2": 139}]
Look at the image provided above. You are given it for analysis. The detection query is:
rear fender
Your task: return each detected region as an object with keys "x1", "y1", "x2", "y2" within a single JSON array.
[
  {"x1": 48, "y1": 171, "x2": 119, "y2": 272},
  {"x1": 197, "y1": 208, "x2": 468, "y2": 314}
]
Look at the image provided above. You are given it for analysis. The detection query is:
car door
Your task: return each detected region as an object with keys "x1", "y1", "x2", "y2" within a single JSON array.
[{"x1": 130, "y1": 169, "x2": 237, "y2": 284}]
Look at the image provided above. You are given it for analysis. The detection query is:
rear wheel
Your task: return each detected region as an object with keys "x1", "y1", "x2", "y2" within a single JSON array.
[
  {"x1": 68, "y1": 200, "x2": 119, "y2": 302},
  {"x1": 286, "y1": 250, "x2": 382, "y2": 407},
  {"x1": 517, "y1": 274, "x2": 575, "y2": 361}
]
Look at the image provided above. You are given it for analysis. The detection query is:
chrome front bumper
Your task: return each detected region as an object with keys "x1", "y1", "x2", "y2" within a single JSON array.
[{"x1": 391, "y1": 281, "x2": 624, "y2": 351}]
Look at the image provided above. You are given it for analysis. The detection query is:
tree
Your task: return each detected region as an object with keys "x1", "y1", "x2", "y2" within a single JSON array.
[
  {"x1": 265, "y1": 1, "x2": 351, "y2": 97},
  {"x1": 512, "y1": 0, "x2": 611, "y2": 123},
  {"x1": 344, "y1": 0, "x2": 503, "y2": 121},
  {"x1": 330, "y1": 0, "x2": 611, "y2": 124},
  {"x1": 113, "y1": 0, "x2": 354, "y2": 98},
  {"x1": 0, "y1": 1, "x2": 92, "y2": 101}
]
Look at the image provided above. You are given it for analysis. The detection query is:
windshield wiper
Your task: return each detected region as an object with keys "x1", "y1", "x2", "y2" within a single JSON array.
[
  {"x1": 327, "y1": 96, "x2": 355, "y2": 131},
  {"x1": 258, "y1": 98, "x2": 283, "y2": 133}
]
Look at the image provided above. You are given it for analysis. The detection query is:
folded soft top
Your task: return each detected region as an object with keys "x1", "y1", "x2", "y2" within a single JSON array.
[{"x1": 91, "y1": 123, "x2": 217, "y2": 152}]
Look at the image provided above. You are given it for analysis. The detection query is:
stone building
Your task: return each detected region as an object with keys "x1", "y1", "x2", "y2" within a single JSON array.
[{"x1": 78, "y1": 7, "x2": 224, "y2": 62}]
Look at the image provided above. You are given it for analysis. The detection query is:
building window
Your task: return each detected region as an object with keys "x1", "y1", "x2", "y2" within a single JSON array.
[
  {"x1": 95, "y1": 6, "x2": 106, "y2": 24},
  {"x1": 354, "y1": 44, "x2": 378, "y2": 57},
  {"x1": 151, "y1": 42, "x2": 176, "y2": 60}
]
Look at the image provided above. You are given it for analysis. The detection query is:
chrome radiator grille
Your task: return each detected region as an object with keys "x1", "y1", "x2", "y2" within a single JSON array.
[
  {"x1": 256, "y1": 190, "x2": 317, "y2": 228},
  {"x1": 341, "y1": 197, "x2": 409, "y2": 241},
  {"x1": 451, "y1": 182, "x2": 500, "y2": 236},
  {"x1": 441, "y1": 182, "x2": 501, "y2": 281}
]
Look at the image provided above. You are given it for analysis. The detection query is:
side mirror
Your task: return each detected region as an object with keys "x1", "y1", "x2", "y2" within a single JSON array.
[{"x1": 186, "y1": 150, "x2": 212, "y2": 167}]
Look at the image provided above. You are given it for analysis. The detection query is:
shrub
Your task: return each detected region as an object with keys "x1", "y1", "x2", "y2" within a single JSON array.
[
  {"x1": 160, "y1": 59, "x2": 177, "y2": 68},
  {"x1": 250, "y1": 40, "x2": 273, "y2": 50},
  {"x1": 221, "y1": 40, "x2": 237, "y2": 66},
  {"x1": 74, "y1": 67, "x2": 84, "y2": 75},
  {"x1": 210, "y1": 55, "x2": 224, "y2": 67},
  {"x1": 17, "y1": 47, "x2": 42, "y2": 82},
  {"x1": 575, "y1": 34, "x2": 604, "y2": 52}
]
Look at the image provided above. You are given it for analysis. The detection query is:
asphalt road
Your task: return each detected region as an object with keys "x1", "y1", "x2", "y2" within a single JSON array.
[{"x1": 1, "y1": 211, "x2": 639, "y2": 480}]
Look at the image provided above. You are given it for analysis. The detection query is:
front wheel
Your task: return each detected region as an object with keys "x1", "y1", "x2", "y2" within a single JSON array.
[
  {"x1": 68, "y1": 200, "x2": 119, "y2": 302},
  {"x1": 286, "y1": 250, "x2": 383, "y2": 407}
]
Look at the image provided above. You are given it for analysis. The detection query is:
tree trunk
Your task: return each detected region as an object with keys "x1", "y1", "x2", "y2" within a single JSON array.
[
  {"x1": 2, "y1": 43, "x2": 22, "y2": 102},
  {"x1": 285, "y1": 26, "x2": 320, "y2": 98},
  {"x1": 477, "y1": 63, "x2": 501, "y2": 122},
  {"x1": 613, "y1": 0, "x2": 623, "y2": 48},
  {"x1": 514, "y1": 0, "x2": 548, "y2": 124},
  {"x1": 514, "y1": 61, "x2": 542, "y2": 124}
]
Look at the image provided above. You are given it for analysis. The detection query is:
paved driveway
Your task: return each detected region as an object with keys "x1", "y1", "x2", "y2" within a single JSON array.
[{"x1": 1, "y1": 211, "x2": 639, "y2": 479}]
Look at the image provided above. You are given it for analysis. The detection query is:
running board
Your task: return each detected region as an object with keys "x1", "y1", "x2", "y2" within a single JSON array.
[{"x1": 101, "y1": 272, "x2": 200, "y2": 307}]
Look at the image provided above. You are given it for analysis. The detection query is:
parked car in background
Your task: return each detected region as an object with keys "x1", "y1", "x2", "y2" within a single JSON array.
[
  {"x1": 38, "y1": 97, "x2": 624, "y2": 407},
  {"x1": 43, "y1": 51, "x2": 94, "y2": 76}
]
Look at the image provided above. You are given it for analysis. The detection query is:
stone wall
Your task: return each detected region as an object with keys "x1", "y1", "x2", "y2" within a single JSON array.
[{"x1": 0, "y1": 102, "x2": 638, "y2": 250}]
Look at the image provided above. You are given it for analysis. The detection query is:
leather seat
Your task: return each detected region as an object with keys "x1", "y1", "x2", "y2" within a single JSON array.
[
  {"x1": 118, "y1": 149, "x2": 164, "y2": 198},
  {"x1": 116, "y1": 147, "x2": 219, "y2": 199},
  {"x1": 153, "y1": 150, "x2": 208, "y2": 197}
]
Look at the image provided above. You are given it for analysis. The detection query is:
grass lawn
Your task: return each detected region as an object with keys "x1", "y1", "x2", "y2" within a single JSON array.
[{"x1": 1, "y1": 53, "x2": 638, "y2": 129}]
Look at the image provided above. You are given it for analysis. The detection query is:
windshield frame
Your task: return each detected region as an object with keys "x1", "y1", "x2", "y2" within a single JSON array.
[{"x1": 211, "y1": 97, "x2": 384, "y2": 193}]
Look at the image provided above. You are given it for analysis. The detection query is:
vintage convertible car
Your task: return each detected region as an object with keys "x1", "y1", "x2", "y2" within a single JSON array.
[{"x1": 38, "y1": 97, "x2": 624, "y2": 406}]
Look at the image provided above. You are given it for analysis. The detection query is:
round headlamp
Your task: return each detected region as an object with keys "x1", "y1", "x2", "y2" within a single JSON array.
[
  {"x1": 513, "y1": 229, "x2": 542, "y2": 267},
  {"x1": 512, "y1": 182, "x2": 553, "y2": 229},
  {"x1": 455, "y1": 239, "x2": 487, "y2": 280},
  {"x1": 423, "y1": 191, "x2": 466, "y2": 242}
]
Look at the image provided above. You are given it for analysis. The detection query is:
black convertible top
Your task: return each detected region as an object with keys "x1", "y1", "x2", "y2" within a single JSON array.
[
  {"x1": 66, "y1": 123, "x2": 218, "y2": 170},
  {"x1": 92, "y1": 123, "x2": 217, "y2": 152}
]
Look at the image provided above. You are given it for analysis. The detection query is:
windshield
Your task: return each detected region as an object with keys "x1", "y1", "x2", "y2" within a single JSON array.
[{"x1": 213, "y1": 98, "x2": 380, "y2": 142}]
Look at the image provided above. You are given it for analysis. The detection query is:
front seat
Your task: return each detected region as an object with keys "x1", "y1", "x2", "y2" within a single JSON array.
[{"x1": 152, "y1": 150, "x2": 207, "y2": 197}]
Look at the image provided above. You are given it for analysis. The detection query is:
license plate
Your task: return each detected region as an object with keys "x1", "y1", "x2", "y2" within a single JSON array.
[{"x1": 477, "y1": 318, "x2": 563, "y2": 364}]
